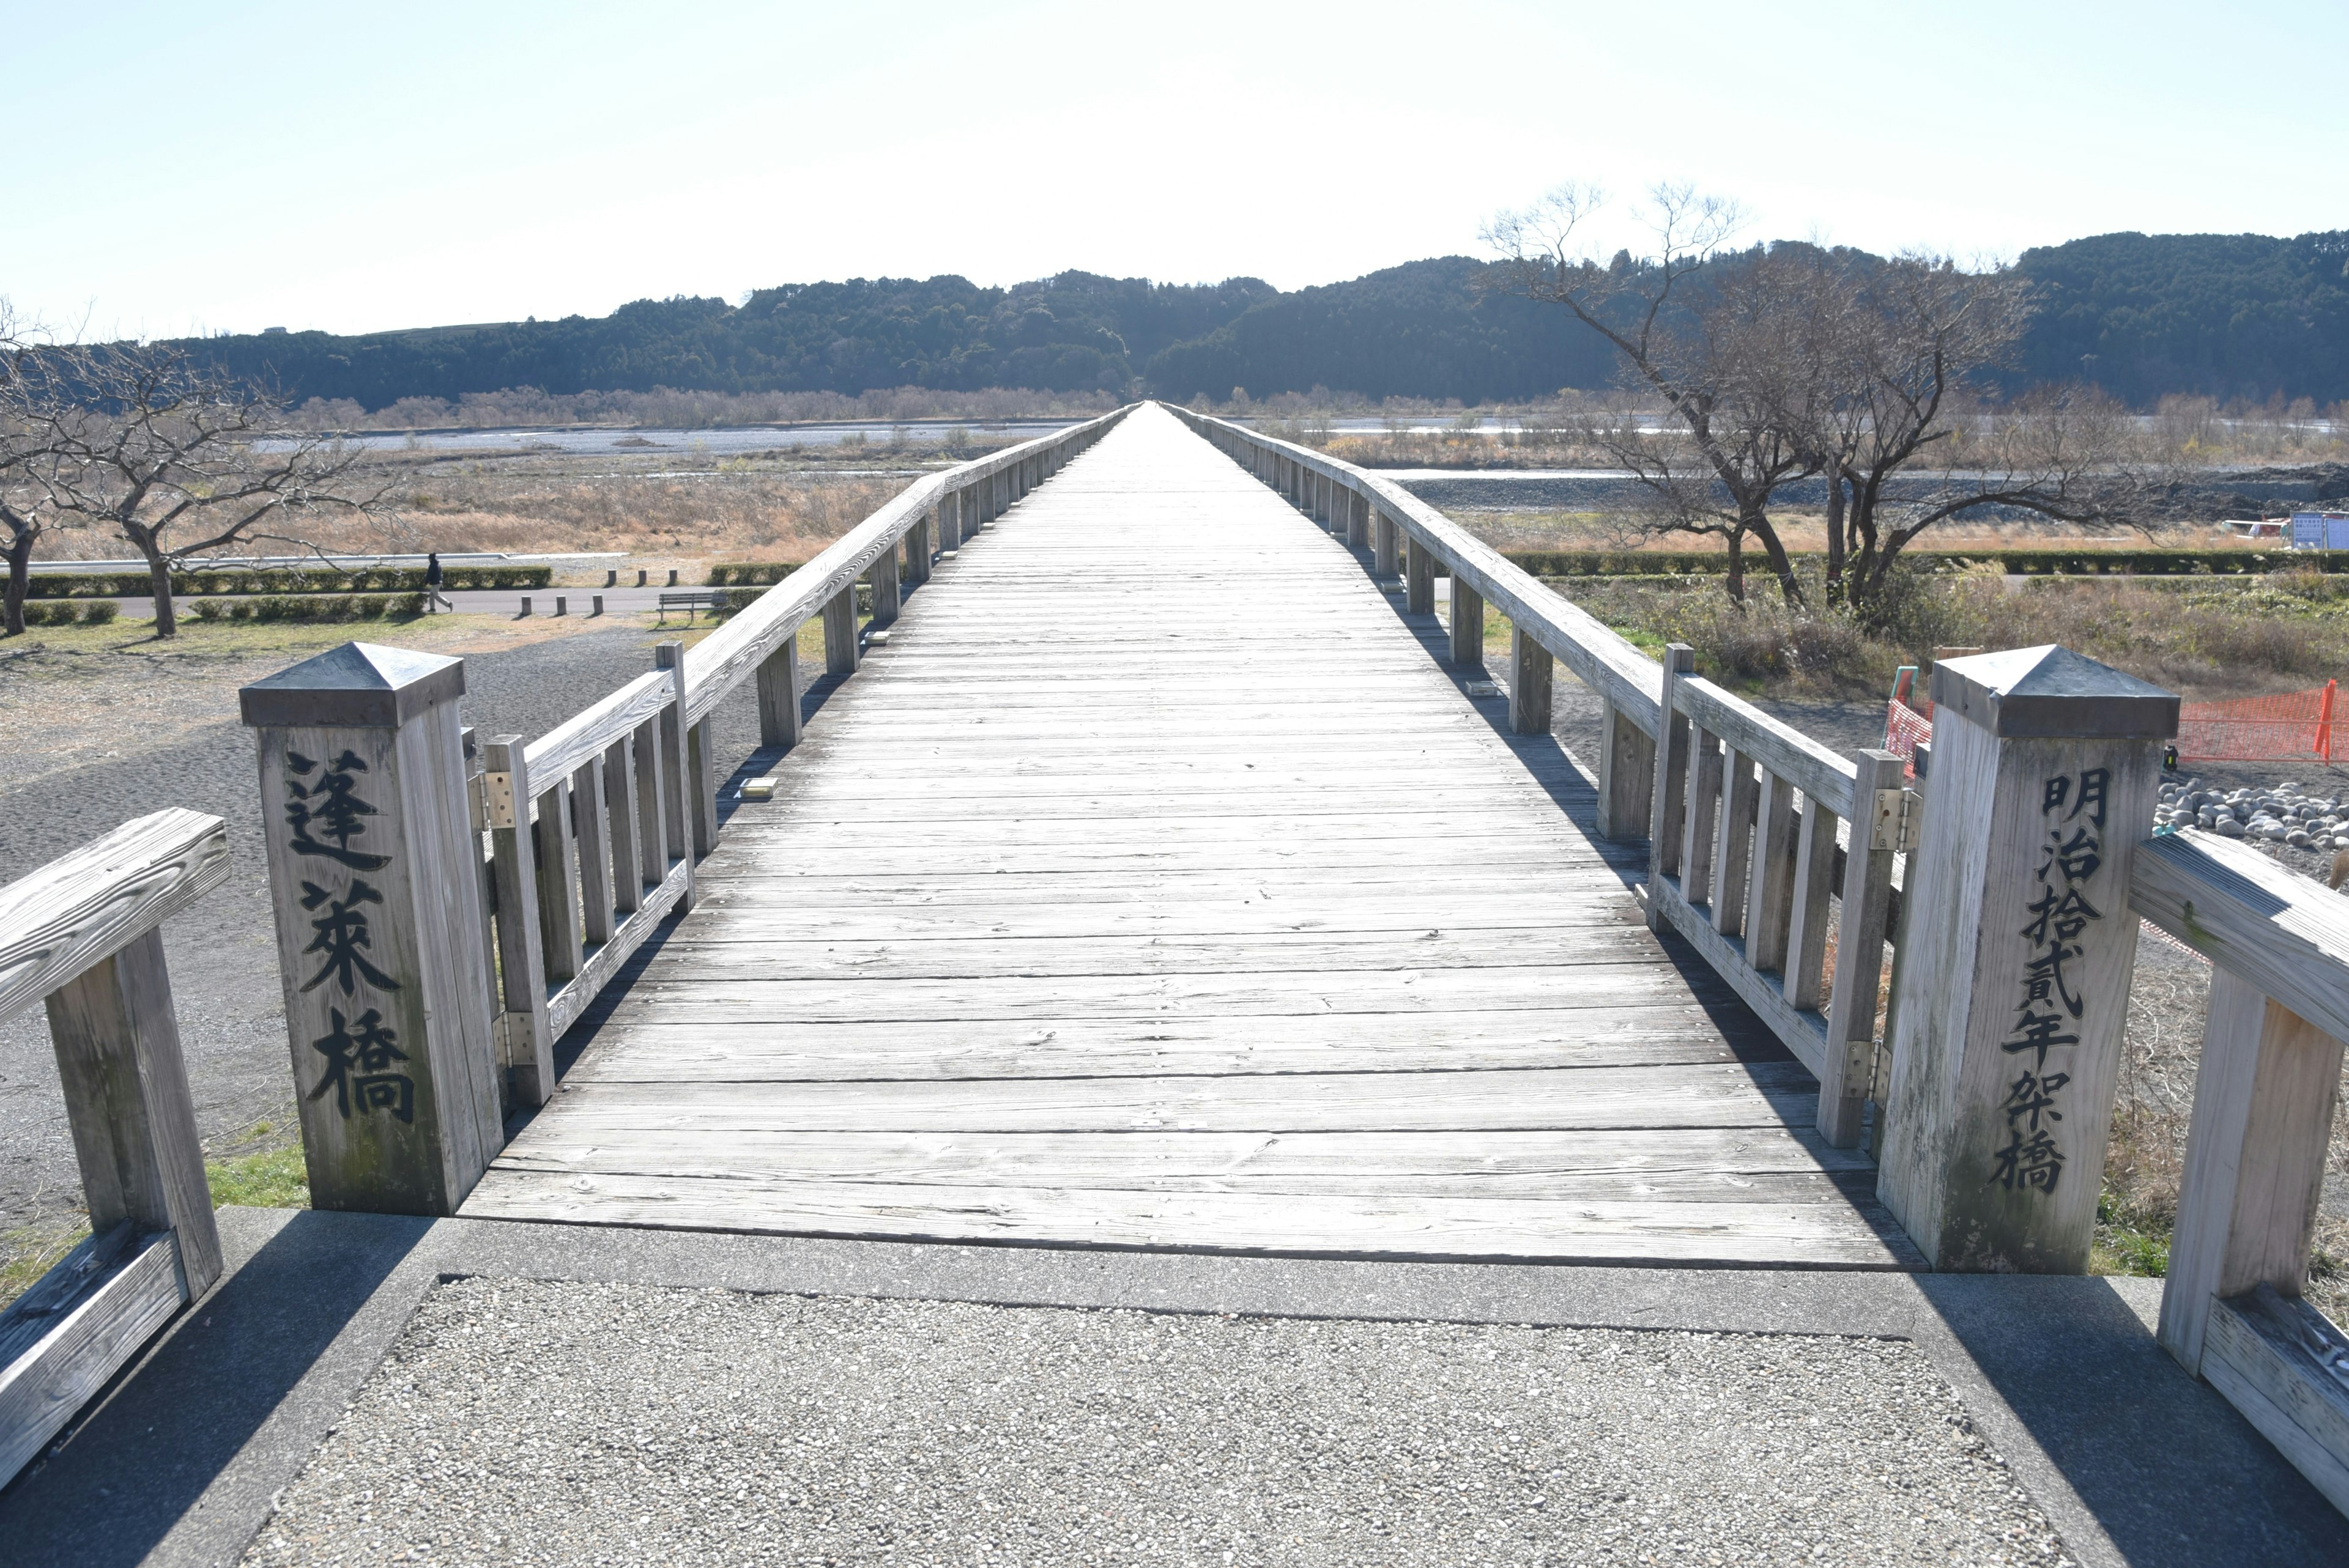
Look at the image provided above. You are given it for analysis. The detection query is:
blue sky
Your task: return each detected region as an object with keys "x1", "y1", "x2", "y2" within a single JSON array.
[{"x1": 5, "y1": 0, "x2": 2342, "y2": 339}]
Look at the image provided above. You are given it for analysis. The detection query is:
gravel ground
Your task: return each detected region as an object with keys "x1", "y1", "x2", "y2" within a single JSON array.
[
  {"x1": 240, "y1": 1278, "x2": 2072, "y2": 1568},
  {"x1": 0, "y1": 621, "x2": 777, "y2": 1238}
]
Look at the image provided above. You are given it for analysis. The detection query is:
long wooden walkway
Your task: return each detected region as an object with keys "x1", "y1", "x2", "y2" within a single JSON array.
[{"x1": 467, "y1": 405, "x2": 1920, "y2": 1268}]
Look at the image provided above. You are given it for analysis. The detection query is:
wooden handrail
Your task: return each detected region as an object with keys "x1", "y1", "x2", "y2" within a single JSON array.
[
  {"x1": 0, "y1": 808, "x2": 231, "y2": 1024},
  {"x1": 521, "y1": 670, "x2": 672, "y2": 788},
  {"x1": 683, "y1": 406, "x2": 1133, "y2": 727},
  {"x1": 1676, "y1": 676, "x2": 1859, "y2": 821},
  {"x1": 2132, "y1": 829, "x2": 2349, "y2": 1042}
]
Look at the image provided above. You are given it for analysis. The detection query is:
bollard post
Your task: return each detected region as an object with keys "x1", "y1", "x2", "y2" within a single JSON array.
[
  {"x1": 605, "y1": 569, "x2": 617, "y2": 588},
  {"x1": 667, "y1": 568, "x2": 678, "y2": 586},
  {"x1": 636, "y1": 569, "x2": 647, "y2": 588},
  {"x1": 554, "y1": 596, "x2": 566, "y2": 618},
  {"x1": 240, "y1": 643, "x2": 503, "y2": 1215},
  {"x1": 1877, "y1": 646, "x2": 2178, "y2": 1271},
  {"x1": 592, "y1": 594, "x2": 604, "y2": 616},
  {"x1": 519, "y1": 596, "x2": 531, "y2": 618}
]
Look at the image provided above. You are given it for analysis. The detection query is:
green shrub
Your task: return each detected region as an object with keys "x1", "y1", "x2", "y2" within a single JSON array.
[
  {"x1": 707, "y1": 562, "x2": 799, "y2": 587},
  {"x1": 79, "y1": 600, "x2": 118, "y2": 625},
  {"x1": 27, "y1": 563, "x2": 551, "y2": 598}
]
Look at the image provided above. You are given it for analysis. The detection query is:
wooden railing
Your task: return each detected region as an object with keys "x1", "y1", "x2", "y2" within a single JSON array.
[
  {"x1": 1167, "y1": 405, "x2": 1907, "y2": 1145},
  {"x1": 0, "y1": 809, "x2": 230, "y2": 1484},
  {"x1": 2132, "y1": 830, "x2": 2349, "y2": 1513}
]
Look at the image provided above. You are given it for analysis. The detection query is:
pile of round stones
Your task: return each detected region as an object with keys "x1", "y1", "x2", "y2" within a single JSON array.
[{"x1": 2161, "y1": 778, "x2": 2349, "y2": 849}]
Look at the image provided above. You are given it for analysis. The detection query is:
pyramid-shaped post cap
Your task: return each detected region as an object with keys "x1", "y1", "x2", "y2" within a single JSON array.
[
  {"x1": 1928, "y1": 645, "x2": 2177, "y2": 740},
  {"x1": 239, "y1": 642, "x2": 466, "y2": 729}
]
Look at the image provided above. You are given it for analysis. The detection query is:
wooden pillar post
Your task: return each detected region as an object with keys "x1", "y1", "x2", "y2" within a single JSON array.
[
  {"x1": 1508, "y1": 627, "x2": 1551, "y2": 734},
  {"x1": 905, "y1": 514, "x2": 933, "y2": 586},
  {"x1": 870, "y1": 542, "x2": 902, "y2": 626},
  {"x1": 824, "y1": 584, "x2": 860, "y2": 676},
  {"x1": 1346, "y1": 490, "x2": 1369, "y2": 550},
  {"x1": 1594, "y1": 699, "x2": 1655, "y2": 842},
  {"x1": 1448, "y1": 572, "x2": 1484, "y2": 671},
  {"x1": 757, "y1": 635, "x2": 803, "y2": 752},
  {"x1": 1644, "y1": 645, "x2": 1696, "y2": 933},
  {"x1": 45, "y1": 926, "x2": 224, "y2": 1298},
  {"x1": 1405, "y1": 533, "x2": 1434, "y2": 615},
  {"x1": 1877, "y1": 646, "x2": 2177, "y2": 1271},
  {"x1": 656, "y1": 642, "x2": 717, "y2": 862},
  {"x1": 479, "y1": 733, "x2": 550, "y2": 1106},
  {"x1": 1374, "y1": 512, "x2": 1400, "y2": 576},
  {"x1": 240, "y1": 643, "x2": 503, "y2": 1215},
  {"x1": 938, "y1": 491, "x2": 962, "y2": 552}
]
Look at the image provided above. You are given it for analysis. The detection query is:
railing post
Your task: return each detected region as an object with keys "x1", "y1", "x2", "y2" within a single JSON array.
[
  {"x1": 1594, "y1": 700, "x2": 1655, "y2": 842},
  {"x1": 1405, "y1": 534, "x2": 1435, "y2": 616},
  {"x1": 481, "y1": 734, "x2": 552, "y2": 1107},
  {"x1": 655, "y1": 642, "x2": 709, "y2": 887},
  {"x1": 1374, "y1": 511, "x2": 1400, "y2": 577},
  {"x1": 823, "y1": 583, "x2": 861, "y2": 676},
  {"x1": 45, "y1": 926, "x2": 223, "y2": 1298},
  {"x1": 240, "y1": 643, "x2": 503, "y2": 1214},
  {"x1": 1876, "y1": 646, "x2": 2176, "y2": 1270},
  {"x1": 870, "y1": 541, "x2": 902, "y2": 627},
  {"x1": 905, "y1": 512, "x2": 933, "y2": 586},
  {"x1": 1508, "y1": 627, "x2": 1552, "y2": 734},
  {"x1": 939, "y1": 490, "x2": 963, "y2": 552},
  {"x1": 1346, "y1": 489, "x2": 1369, "y2": 550},
  {"x1": 1819, "y1": 749, "x2": 1904, "y2": 1147},
  {"x1": 757, "y1": 633, "x2": 803, "y2": 752},
  {"x1": 1644, "y1": 644, "x2": 1695, "y2": 933},
  {"x1": 1447, "y1": 574, "x2": 1484, "y2": 670}
]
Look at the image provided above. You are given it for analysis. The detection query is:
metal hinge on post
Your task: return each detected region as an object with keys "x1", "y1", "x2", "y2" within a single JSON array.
[
  {"x1": 481, "y1": 769, "x2": 518, "y2": 830},
  {"x1": 1870, "y1": 787, "x2": 1922, "y2": 853}
]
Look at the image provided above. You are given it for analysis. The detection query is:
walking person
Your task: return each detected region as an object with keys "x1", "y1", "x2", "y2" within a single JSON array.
[{"x1": 424, "y1": 551, "x2": 452, "y2": 613}]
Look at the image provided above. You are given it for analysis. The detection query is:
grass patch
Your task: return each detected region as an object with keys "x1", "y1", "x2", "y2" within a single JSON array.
[
  {"x1": 207, "y1": 1142, "x2": 310, "y2": 1210},
  {"x1": 0, "y1": 1220, "x2": 92, "y2": 1311},
  {"x1": 2091, "y1": 1187, "x2": 2172, "y2": 1278}
]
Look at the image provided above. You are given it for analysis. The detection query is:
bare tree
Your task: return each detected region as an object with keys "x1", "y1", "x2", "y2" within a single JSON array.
[
  {"x1": 1799, "y1": 254, "x2": 2159, "y2": 616},
  {"x1": 0, "y1": 303, "x2": 82, "y2": 637},
  {"x1": 1482, "y1": 184, "x2": 1825, "y2": 604},
  {"x1": 32, "y1": 341, "x2": 391, "y2": 635}
]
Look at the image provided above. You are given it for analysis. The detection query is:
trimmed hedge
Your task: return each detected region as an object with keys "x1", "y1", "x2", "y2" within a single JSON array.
[
  {"x1": 1501, "y1": 548, "x2": 2341, "y2": 578},
  {"x1": 706, "y1": 562, "x2": 801, "y2": 586},
  {"x1": 26, "y1": 565, "x2": 551, "y2": 598},
  {"x1": 18, "y1": 599, "x2": 120, "y2": 626},
  {"x1": 189, "y1": 594, "x2": 427, "y2": 623}
]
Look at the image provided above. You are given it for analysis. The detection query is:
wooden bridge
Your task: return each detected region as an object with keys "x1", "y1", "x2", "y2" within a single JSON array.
[
  {"x1": 463, "y1": 405, "x2": 1914, "y2": 1267},
  {"x1": 8, "y1": 401, "x2": 2349, "y2": 1522}
]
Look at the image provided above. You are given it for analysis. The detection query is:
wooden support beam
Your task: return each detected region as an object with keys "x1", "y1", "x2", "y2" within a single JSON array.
[
  {"x1": 870, "y1": 542, "x2": 902, "y2": 627},
  {"x1": 1374, "y1": 512, "x2": 1400, "y2": 577},
  {"x1": 824, "y1": 585, "x2": 860, "y2": 677},
  {"x1": 1594, "y1": 700, "x2": 1655, "y2": 843},
  {"x1": 757, "y1": 636, "x2": 803, "y2": 752},
  {"x1": 1447, "y1": 574, "x2": 1484, "y2": 671},
  {"x1": 1508, "y1": 627, "x2": 1552, "y2": 735},
  {"x1": 43, "y1": 927, "x2": 221, "y2": 1298},
  {"x1": 1405, "y1": 534, "x2": 1434, "y2": 616}
]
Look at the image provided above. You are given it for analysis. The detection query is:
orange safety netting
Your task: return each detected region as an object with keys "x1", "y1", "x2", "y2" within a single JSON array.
[{"x1": 1882, "y1": 677, "x2": 2348, "y2": 766}]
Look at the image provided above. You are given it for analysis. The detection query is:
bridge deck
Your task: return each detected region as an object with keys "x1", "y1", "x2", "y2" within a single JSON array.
[{"x1": 466, "y1": 406, "x2": 1922, "y2": 1269}]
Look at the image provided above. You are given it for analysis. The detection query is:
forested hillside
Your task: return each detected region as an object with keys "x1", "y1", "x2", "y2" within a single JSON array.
[{"x1": 176, "y1": 233, "x2": 2349, "y2": 413}]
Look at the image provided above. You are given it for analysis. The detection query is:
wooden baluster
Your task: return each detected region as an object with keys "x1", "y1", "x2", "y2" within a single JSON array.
[
  {"x1": 1821, "y1": 749, "x2": 1904, "y2": 1148},
  {"x1": 603, "y1": 737, "x2": 644, "y2": 915},
  {"x1": 870, "y1": 543, "x2": 902, "y2": 627},
  {"x1": 573, "y1": 757, "x2": 613, "y2": 945},
  {"x1": 1447, "y1": 574, "x2": 1484, "y2": 671},
  {"x1": 2161, "y1": 976, "x2": 2347, "y2": 1375},
  {"x1": 1346, "y1": 490, "x2": 1370, "y2": 550},
  {"x1": 483, "y1": 734, "x2": 553, "y2": 1107},
  {"x1": 1710, "y1": 746, "x2": 1758, "y2": 936},
  {"x1": 1743, "y1": 769, "x2": 1799, "y2": 972},
  {"x1": 757, "y1": 632, "x2": 803, "y2": 752},
  {"x1": 653, "y1": 642, "x2": 699, "y2": 912},
  {"x1": 1374, "y1": 511, "x2": 1400, "y2": 576},
  {"x1": 937, "y1": 490, "x2": 962, "y2": 552},
  {"x1": 824, "y1": 583, "x2": 860, "y2": 676},
  {"x1": 44, "y1": 926, "x2": 223, "y2": 1298},
  {"x1": 1405, "y1": 534, "x2": 1434, "y2": 615},
  {"x1": 1508, "y1": 627, "x2": 1552, "y2": 735},
  {"x1": 658, "y1": 642, "x2": 716, "y2": 862},
  {"x1": 1644, "y1": 644, "x2": 1695, "y2": 934},
  {"x1": 629, "y1": 717, "x2": 665, "y2": 892},
  {"x1": 1783, "y1": 796, "x2": 1836, "y2": 1010},
  {"x1": 1680, "y1": 727, "x2": 1723, "y2": 909},
  {"x1": 532, "y1": 775, "x2": 584, "y2": 985},
  {"x1": 1595, "y1": 699, "x2": 1655, "y2": 843}
]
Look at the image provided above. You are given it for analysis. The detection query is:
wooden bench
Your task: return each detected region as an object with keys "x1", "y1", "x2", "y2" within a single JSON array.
[
  {"x1": 656, "y1": 590, "x2": 732, "y2": 624},
  {"x1": 0, "y1": 809, "x2": 230, "y2": 1485}
]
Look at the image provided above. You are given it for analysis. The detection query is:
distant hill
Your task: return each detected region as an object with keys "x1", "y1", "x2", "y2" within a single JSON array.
[{"x1": 176, "y1": 234, "x2": 2349, "y2": 413}]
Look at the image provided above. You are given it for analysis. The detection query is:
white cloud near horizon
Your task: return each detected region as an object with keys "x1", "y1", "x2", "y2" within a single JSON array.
[{"x1": 5, "y1": 0, "x2": 2342, "y2": 339}]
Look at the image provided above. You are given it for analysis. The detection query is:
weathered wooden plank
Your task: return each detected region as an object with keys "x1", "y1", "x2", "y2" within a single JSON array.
[
  {"x1": 521, "y1": 671, "x2": 669, "y2": 791},
  {"x1": 2202, "y1": 1285, "x2": 2349, "y2": 1515},
  {"x1": 0, "y1": 1226, "x2": 184, "y2": 1486},
  {"x1": 461, "y1": 1174, "x2": 1915, "y2": 1269},
  {"x1": 0, "y1": 810, "x2": 230, "y2": 1027}
]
